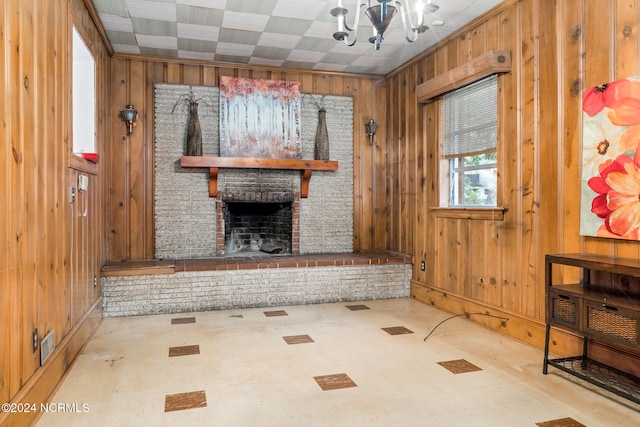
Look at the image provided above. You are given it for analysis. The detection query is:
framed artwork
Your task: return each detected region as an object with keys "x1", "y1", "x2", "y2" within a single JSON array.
[
  {"x1": 580, "y1": 75, "x2": 640, "y2": 240},
  {"x1": 219, "y1": 76, "x2": 301, "y2": 158}
]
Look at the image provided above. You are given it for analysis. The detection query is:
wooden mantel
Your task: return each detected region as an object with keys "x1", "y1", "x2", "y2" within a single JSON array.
[{"x1": 180, "y1": 156, "x2": 339, "y2": 198}]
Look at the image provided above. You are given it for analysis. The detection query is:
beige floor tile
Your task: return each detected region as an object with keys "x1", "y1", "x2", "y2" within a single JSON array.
[{"x1": 36, "y1": 298, "x2": 639, "y2": 427}]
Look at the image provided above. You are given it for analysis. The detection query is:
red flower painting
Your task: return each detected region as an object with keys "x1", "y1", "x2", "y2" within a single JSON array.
[{"x1": 580, "y1": 75, "x2": 640, "y2": 240}]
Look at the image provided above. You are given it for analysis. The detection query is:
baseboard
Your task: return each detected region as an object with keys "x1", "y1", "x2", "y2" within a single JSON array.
[
  {"x1": 0, "y1": 297, "x2": 103, "y2": 427},
  {"x1": 411, "y1": 281, "x2": 640, "y2": 376}
]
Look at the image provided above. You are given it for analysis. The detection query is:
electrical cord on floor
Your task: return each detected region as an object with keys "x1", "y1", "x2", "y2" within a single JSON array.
[{"x1": 423, "y1": 312, "x2": 510, "y2": 342}]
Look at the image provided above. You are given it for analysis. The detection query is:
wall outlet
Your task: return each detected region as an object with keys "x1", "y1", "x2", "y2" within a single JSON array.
[
  {"x1": 420, "y1": 261, "x2": 426, "y2": 271},
  {"x1": 32, "y1": 328, "x2": 38, "y2": 352}
]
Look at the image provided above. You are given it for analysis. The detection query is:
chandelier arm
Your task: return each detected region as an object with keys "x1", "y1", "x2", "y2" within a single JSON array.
[
  {"x1": 343, "y1": 1, "x2": 366, "y2": 32},
  {"x1": 396, "y1": 1, "x2": 415, "y2": 42}
]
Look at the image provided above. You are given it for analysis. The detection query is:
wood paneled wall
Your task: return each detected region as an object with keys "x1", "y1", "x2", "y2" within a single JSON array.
[
  {"x1": 387, "y1": 0, "x2": 640, "y2": 352},
  {"x1": 1, "y1": 0, "x2": 108, "y2": 424},
  {"x1": 107, "y1": 58, "x2": 388, "y2": 260}
]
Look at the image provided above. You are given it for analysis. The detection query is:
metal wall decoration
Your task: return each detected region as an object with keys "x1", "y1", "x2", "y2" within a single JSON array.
[
  {"x1": 219, "y1": 76, "x2": 301, "y2": 159},
  {"x1": 580, "y1": 75, "x2": 640, "y2": 240},
  {"x1": 305, "y1": 94, "x2": 329, "y2": 160},
  {"x1": 172, "y1": 86, "x2": 210, "y2": 156}
]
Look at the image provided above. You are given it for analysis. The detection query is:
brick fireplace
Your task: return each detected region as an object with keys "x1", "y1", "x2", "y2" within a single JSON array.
[
  {"x1": 154, "y1": 84, "x2": 354, "y2": 259},
  {"x1": 216, "y1": 191, "x2": 300, "y2": 256}
]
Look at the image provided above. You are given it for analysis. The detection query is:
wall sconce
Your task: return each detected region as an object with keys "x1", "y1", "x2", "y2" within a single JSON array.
[
  {"x1": 365, "y1": 119, "x2": 378, "y2": 145},
  {"x1": 119, "y1": 104, "x2": 138, "y2": 134}
]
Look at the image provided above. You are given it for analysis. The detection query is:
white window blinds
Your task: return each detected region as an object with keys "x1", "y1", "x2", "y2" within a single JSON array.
[{"x1": 440, "y1": 74, "x2": 498, "y2": 159}]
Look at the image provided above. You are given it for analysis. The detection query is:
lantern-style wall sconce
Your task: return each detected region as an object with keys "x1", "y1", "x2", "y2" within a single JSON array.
[
  {"x1": 119, "y1": 104, "x2": 138, "y2": 134},
  {"x1": 365, "y1": 119, "x2": 377, "y2": 145}
]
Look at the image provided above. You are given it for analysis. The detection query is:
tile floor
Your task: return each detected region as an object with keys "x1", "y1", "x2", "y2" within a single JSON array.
[{"x1": 37, "y1": 298, "x2": 639, "y2": 426}]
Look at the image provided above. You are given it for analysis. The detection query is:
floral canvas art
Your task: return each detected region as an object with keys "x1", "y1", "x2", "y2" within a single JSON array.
[
  {"x1": 219, "y1": 76, "x2": 301, "y2": 158},
  {"x1": 580, "y1": 75, "x2": 640, "y2": 240}
]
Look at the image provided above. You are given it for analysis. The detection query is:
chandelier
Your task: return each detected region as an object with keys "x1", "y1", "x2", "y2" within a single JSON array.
[{"x1": 330, "y1": 0, "x2": 442, "y2": 50}]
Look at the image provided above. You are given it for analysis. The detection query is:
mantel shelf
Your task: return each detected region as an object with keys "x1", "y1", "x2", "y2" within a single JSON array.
[{"x1": 179, "y1": 156, "x2": 339, "y2": 198}]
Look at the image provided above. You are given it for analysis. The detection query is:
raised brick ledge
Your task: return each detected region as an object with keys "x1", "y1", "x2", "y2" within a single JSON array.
[{"x1": 101, "y1": 251, "x2": 412, "y2": 277}]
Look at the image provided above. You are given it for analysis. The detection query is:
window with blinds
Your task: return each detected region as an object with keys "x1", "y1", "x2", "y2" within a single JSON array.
[{"x1": 440, "y1": 75, "x2": 498, "y2": 207}]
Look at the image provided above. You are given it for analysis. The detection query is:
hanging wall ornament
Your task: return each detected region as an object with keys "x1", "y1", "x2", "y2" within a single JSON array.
[
  {"x1": 173, "y1": 86, "x2": 210, "y2": 156},
  {"x1": 307, "y1": 94, "x2": 329, "y2": 160}
]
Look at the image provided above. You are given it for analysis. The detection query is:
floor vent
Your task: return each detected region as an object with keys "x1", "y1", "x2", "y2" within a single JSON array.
[{"x1": 40, "y1": 330, "x2": 55, "y2": 366}]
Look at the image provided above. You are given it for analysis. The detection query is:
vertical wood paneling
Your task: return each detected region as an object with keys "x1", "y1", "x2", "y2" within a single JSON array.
[
  {"x1": 498, "y1": 3, "x2": 522, "y2": 313},
  {"x1": 613, "y1": 0, "x2": 640, "y2": 259},
  {"x1": 397, "y1": 0, "x2": 640, "y2": 349},
  {"x1": 2, "y1": 0, "x2": 108, "y2": 418},
  {"x1": 560, "y1": 0, "x2": 584, "y2": 279}
]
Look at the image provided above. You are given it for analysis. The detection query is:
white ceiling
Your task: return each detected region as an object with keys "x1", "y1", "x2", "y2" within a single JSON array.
[{"x1": 91, "y1": 0, "x2": 504, "y2": 76}]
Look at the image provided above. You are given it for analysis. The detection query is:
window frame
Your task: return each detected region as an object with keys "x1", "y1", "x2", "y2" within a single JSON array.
[
  {"x1": 68, "y1": 17, "x2": 98, "y2": 175},
  {"x1": 435, "y1": 73, "x2": 506, "y2": 220}
]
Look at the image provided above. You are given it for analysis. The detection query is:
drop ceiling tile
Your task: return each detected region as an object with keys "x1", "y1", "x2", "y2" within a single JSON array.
[
  {"x1": 304, "y1": 20, "x2": 340, "y2": 39},
  {"x1": 178, "y1": 38, "x2": 216, "y2": 52},
  {"x1": 222, "y1": 10, "x2": 269, "y2": 32},
  {"x1": 176, "y1": 4, "x2": 224, "y2": 26},
  {"x1": 177, "y1": 0, "x2": 226, "y2": 8},
  {"x1": 214, "y1": 53, "x2": 251, "y2": 64},
  {"x1": 126, "y1": 0, "x2": 177, "y2": 22},
  {"x1": 329, "y1": 40, "x2": 373, "y2": 55},
  {"x1": 296, "y1": 37, "x2": 340, "y2": 53},
  {"x1": 218, "y1": 28, "x2": 262, "y2": 45},
  {"x1": 94, "y1": 0, "x2": 129, "y2": 17},
  {"x1": 131, "y1": 17, "x2": 177, "y2": 37},
  {"x1": 264, "y1": 16, "x2": 311, "y2": 36},
  {"x1": 257, "y1": 33, "x2": 301, "y2": 49},
  {"x1": 177, "y1": 23, "x2": 220, "y2": 41},
  {"x1": 111, "y1": 43, "x2": 141, "y2": 54},
  {"x1": 287, "y1": 49, "x2": 326, "y2": 63},
  {"x1": 139, "y1": 46, "x2": 178, "y2": 58},
  {"x1": 252, "y1": 46, "x2": 292, "y2": 60},
  {"x1": 99, "y1": 14, "x2": 134, "y2": 33},
  {"x1": 250, "y1": 57, "x2": 285, "y2": 67},
  {"x1": 179, "y1": 50, "x2": 215, "y2": 61},
  {"x1": 313, "y1": 63, "x2": 348, "y2": 72},
  {"x1": 319, "y1": 52, "x2": 360, "y2": 66},
  {"x1": 214, "y1": 42, "x2": 254, "y2": 56},
  {"x1": 351, "y1": 55, "x2": 390, "y2": 68},
  {"x1": 272, "y1": 0, "x2": 326, "y2": 20},
  {"x1": 226, "y1": 0, "x2": 277, "y2": 14},
  {"x1": 136, "y1": 34, "x2": 178, "y2": 49},
  {"x1": 106, "y1": 30, "x2": 138, "y2": 46}
]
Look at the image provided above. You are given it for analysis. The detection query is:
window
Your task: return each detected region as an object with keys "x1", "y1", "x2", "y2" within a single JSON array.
[
  {"x1": 72, "y1": 25, "x2": 96, "y2": 155},
  {"x1": 439, "y1": 75, "x2": 498, "y2": 207}
]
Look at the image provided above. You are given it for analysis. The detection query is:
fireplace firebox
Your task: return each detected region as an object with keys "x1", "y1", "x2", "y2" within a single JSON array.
[{"x1": 216, "y1": 192, "x2": 299, "y2": 256}]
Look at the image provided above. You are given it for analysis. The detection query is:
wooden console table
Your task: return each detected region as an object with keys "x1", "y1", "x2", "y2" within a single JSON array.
[
  {"x1": 180, "y1": 156, "x2": 339, "y2": 198},
  {"x1": 543, "y1": 253, "x2": 640, "y2": 404}
]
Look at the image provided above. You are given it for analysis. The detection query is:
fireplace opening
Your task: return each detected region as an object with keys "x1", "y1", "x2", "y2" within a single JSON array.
[
  {"x1": 224, "y1": 201, "x2": 292, "y2": 255},
  {"x1": 216, "y1": 192, "x2": 300, "y2": 256}
]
